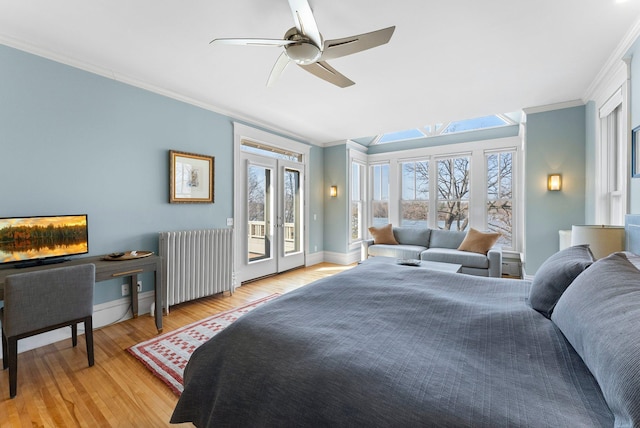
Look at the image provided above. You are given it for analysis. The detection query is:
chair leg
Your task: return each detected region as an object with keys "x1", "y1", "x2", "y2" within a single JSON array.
[
  {"x1": 71, "y1": 323, "x2": 78, "y2": 347},
  {"x1": 1, "y1": 328, "x2": 7, "y2": 370},
  {"x1": 85, "y1": 316, "x2": 94, "y2": 367},
  {"x1": 8, "y1": 336, "x2": 17, "y2": 398}
]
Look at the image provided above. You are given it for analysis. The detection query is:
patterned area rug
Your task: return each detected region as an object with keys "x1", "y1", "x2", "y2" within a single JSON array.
[{"x1": 128, "y1": 293, "x2": 280, "y2": 395}]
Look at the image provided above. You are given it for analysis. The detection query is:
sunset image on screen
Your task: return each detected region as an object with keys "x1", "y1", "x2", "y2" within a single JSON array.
[{"x1": 0, "y1": 215, "x2": 88, "y2": 263}]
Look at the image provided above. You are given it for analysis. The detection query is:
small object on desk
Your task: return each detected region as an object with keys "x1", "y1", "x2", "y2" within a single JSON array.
[
  {"x1": 103, "y1": 251, "x2": 154, "y2": 261},
  {"x1": 397, "y1": 259, "x2": 422, "y2": 266}
]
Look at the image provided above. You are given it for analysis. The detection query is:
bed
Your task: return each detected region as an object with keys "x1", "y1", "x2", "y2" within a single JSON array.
[{"x1": 171, "y1": 225, "x2": 640, "y2": 427}]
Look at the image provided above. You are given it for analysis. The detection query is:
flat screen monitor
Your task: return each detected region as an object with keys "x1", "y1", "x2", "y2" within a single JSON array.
[{"x1": 0, "y1": 214, "x2": 89, "y2": 268}]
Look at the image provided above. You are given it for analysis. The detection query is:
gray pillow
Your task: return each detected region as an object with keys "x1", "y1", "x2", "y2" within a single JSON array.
[
  {"x1": 528, "y1": 245, "x2": 594, "y2": 318},
  {"x1": 393, "y1": 227, "x2": 430, "y2": 247},
  {"x1": 551, "y1": 253, "x2": 640, "y2": 427},
  {"x1": 428, "y1": 229, "x2": 466, "y2": 249}
]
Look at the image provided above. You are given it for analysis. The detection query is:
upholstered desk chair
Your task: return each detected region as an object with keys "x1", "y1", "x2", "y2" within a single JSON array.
[{"x1": 1, "y1": 263, "x2": 95, "y2": 398}]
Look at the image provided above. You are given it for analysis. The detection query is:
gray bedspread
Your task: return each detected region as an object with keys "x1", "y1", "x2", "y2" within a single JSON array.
[{"x1": 171, "y1": 262, "x2": 613, "y2": 427}]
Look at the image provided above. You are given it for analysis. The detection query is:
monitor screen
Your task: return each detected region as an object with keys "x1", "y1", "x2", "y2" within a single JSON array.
[{"x1": 0, "y1": 214, "x2": 89, "y2": 266}]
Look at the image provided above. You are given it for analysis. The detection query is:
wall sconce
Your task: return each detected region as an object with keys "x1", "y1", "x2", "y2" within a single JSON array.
[
  {"x1": 330, "y1": 185, "x2": 338, "y2": 198},
  {"x1": 547, "y1": 174, "x2": 562, "y2": 191}
]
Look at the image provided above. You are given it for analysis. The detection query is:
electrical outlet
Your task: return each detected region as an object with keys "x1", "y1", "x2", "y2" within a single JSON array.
[
  {"x1": 121, "y1": 283, "x2": 130, "y2": 296},
  {"x1": 137, "y1": 280, "x2": 142, "y2": 292}
]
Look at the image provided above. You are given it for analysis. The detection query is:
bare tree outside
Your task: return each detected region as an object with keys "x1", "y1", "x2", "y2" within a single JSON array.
[
  {"x1": 487, "y1": 152, "x2": 513, "y2": 247},
  {"x1": 401, "y1": 161, "x2": 429, "y2": 226},
  {"x1": 248, "y1": 166, "x2": 267, "y2": 222},
  {"x1": 437, "y1": 157, "x2": 470, "y2": 231}
]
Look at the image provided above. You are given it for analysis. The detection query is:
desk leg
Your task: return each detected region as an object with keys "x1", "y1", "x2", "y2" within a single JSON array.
[
  {"x1": 154, "y1": 269, "x2": 163, "y2": 333},
  {"x1": 130, "y1": 274, "x2": 139, "y2": 318}
]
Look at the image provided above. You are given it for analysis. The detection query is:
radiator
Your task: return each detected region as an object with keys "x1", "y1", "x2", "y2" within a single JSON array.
[{"x1": 159, "y1": 229, "x2": 234, "y2": 312}]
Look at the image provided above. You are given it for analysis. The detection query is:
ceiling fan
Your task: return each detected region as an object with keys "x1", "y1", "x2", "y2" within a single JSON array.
[{"x1": 210, "y1": 0, "x2": 395, "y2": 88}]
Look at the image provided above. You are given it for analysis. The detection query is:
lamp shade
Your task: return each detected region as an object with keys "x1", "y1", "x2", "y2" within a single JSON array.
[{"x1": 570, "y1": 225, "x2": 625, "y2": 259}]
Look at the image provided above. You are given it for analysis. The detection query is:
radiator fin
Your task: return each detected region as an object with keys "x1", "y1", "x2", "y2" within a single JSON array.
[{"x1": 159, "y1": 229, "x2": 234, "y2": 312}]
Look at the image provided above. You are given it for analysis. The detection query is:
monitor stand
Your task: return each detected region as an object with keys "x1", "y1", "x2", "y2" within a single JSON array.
[{"x1": 13, "y1": 257, "x2": 69, "y2": 269}]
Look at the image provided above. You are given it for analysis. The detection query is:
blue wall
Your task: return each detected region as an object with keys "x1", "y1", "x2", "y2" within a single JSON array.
[
  {"x1": 525, "y1": 106, "x2": 586, "y2": 273},
  {"x1": 323, "y1": 145, "x2": 348, "y2": 253},
  {"x1": 0, "y1": 44, "x2": 322, "y2": 304}
]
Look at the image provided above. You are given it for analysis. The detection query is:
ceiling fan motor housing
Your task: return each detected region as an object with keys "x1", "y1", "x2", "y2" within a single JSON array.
[{"x1": 284, "y1": 27, "x2": 322, "y2": 64}]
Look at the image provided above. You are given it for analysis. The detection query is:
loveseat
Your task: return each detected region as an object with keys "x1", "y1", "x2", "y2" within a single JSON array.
[{"x1": 361, "y1": 225, "x2": 502, "y2": 277}]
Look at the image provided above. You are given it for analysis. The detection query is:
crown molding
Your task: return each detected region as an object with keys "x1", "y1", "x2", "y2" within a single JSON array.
[
  {"x1": 522, "y1": 99, "x2": 585, "y2": 115},
  {"x1": 583, "y1": 15, "x2": 640, "y2": 102},
  {"x1": 0, "y1": 33, "x2": 318, "y2": 147}
]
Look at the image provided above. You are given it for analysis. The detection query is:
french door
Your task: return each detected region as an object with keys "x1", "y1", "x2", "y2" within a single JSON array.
[{"x1": 239, "y1": 152, "x2": 305, "y2": 282}]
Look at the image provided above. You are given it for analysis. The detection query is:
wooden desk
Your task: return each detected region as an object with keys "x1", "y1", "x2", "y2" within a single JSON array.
[{"x1": 0, "y1": 255, "x2": 163, "y2": 333}]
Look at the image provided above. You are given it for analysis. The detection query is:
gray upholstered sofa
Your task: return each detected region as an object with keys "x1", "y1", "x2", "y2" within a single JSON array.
[{"x1": 361, "y1": 226, "x2": 502, "y2": 277}]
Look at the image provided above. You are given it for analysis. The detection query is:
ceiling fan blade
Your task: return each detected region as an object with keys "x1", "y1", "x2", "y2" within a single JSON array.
[
  {"x1": 210, "y1": 38, "x2": 294, "y2": 47},
  {"x1": 288, "y1": 0, "x2": 322, "y2": 48},
  {"x1": 320, "y1": 26, "x2": 395, "y2": 61},
  {"x1": 267, "y1": 52, "x2": 291, "y2": 87},
  {"x1": 299, "y1": 61, "x2": 354, "y2": 88}
]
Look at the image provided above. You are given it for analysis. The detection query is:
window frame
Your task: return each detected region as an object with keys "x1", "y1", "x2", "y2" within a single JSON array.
[
  {"x1": 349, "y1": 147, "x2": 368, "y2": 248},
  {"x1": 365, "y1": 137, "x2": 521, "y2": 251}
]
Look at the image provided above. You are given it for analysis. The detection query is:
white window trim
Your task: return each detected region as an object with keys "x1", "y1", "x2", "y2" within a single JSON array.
[
  {"x1": 588, "y1": 57, "x2": 630, "y2": 225},
  {"x1": 348, "y1": 146, "x2": 368, "y2": 249},
  {"x1": 366, "y1": 136, "x2": 522, "y2": 251}
]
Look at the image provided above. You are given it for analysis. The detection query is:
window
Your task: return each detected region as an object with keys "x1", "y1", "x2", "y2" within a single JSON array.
[
  {"x1": 374, "y1": 113, "x2": 518, "y2": 145},
  {"x1": 400, "y1": 160, "x2": 429, "y2": 227},
  {"x1": 486, "y1": 151, "x2": 514, "y2": 247},
  {"x1": 371, "y1": 163, "x2": 389, "y2": 227},
  {"x1": 441, "y1": 115, "x2": 510, "y2": 134},
  {"x1": 437, "y1": 156, "x2": 470, "y2": 231},
  {"x1": 351, "y1": 161, "x2": 366, "y2": 241}
]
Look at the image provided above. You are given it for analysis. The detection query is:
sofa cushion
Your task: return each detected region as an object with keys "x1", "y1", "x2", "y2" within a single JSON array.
[
  {"x1": 368, "y1": 224, "x2": 398, "y2": 245},
  {"x1": 393, "y1": 227, "x2": 430, "y2": 247},
  {"x1": 528, "y1": 244, "x2": 594, "y2": 318},
  {"x1": 421, "y1": 248, "x2": 489, "y2": 269},
  {"x1": 369, "y1": 244, "x2": 426, "y2": 260},
  {"x1": 551, "y1": 253, "x2": 640, "y2": 427},
  {"x1": 429, "y1": 229, "x2": 467, "y2": 249},
  {"x1": 457, "y1": 228, "x2": 500, "y2": 255}
]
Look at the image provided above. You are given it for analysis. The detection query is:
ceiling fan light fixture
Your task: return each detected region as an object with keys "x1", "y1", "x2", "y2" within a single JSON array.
[{"x1": 284, "y1": 42, "x2": 321, "y2": 64}]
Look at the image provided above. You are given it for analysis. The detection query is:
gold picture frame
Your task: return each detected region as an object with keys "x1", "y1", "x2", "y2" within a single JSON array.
[{"x1": 169, "y1": 150, "x2": 214, "y2": 203}]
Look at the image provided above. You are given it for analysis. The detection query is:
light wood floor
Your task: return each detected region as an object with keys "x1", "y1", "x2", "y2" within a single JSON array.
[{"x1": 0, "y1": 262, "x2": 354, "y2": 427}]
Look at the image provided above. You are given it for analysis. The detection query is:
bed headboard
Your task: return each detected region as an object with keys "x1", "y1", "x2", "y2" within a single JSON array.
[{"x1": 625, "y1": 214, "x2": 640, "y2": 254}]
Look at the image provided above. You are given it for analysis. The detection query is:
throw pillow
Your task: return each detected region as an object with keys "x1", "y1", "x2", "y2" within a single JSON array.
[
  {"x1": 528, "y1": 244, "x2": 594, "y2": 318},
  {"x1": 551, "y1": 253, "x2": 640, "y2": 427},
  {"x1": 457, "y1": 228, "x2": 499, "y2": 254},
  {"x1": 368, "y1": 224, "x2": 398, "y2": 245}
]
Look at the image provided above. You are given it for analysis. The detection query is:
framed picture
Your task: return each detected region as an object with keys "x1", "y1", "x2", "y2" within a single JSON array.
[
  {"x1": 169, "y1": 150, "x2": 214, "y2": 203},
  {"x1": 633, "y1": 126, "x2": 640, "y2": 178}
]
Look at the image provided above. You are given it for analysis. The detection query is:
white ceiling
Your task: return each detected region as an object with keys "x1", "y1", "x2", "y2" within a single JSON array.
[{"x1": 1, "y1": 0, "x2": 640, "y2": 145}]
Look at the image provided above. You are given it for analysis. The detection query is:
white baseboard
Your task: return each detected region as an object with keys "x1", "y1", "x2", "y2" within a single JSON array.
[
  {"x1": 305, "y1": 251, "x2": 324, "y2": 266},
  {"x1": 0, "y1": 290, "x2": 155, "y2": 356},
  {"x1": 322, "y1": 250, "x2": 360, "y2": 265}
]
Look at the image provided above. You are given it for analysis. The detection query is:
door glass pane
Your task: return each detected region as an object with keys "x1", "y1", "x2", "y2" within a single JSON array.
[
  {"x1": 247, "y1": 165, "x2": 272, "y2": 262},
  {"x1": 283, "y1": 168, "x2": 301, "y2": 255}
]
